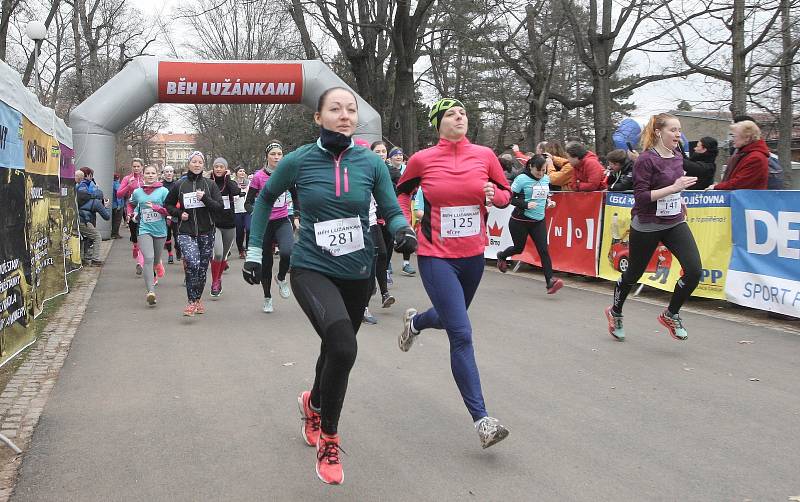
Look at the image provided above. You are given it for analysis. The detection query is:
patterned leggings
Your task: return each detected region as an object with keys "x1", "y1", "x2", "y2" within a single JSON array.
[{"x1": 178, "y1": 232, "x2": 215, "y2": 302}]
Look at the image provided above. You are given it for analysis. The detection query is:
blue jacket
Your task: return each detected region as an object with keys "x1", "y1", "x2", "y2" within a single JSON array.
[
  {"x1": 112, "y1": 179, "x2": 125, "y2": 209},
  {"x1": 77, "y1": 180, "x2": 110, "y2": 225}
]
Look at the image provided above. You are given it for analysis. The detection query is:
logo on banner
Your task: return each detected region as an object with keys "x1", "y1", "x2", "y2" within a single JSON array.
[
  {"x1": 745, "y1": 210, "x2": 800, "y2": 260},
  {"x1": 165, "y1": 79, "x2": 297, "y2": 97},
  {"x1": 488, "y1": 222, "x2": 503, "y2": 237},
  {"x1": 27, "y1": 140, "x2": 47, "y2": 164}
]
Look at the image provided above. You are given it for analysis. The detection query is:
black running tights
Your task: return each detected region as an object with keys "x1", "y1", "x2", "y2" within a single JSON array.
[
  {"x1": 613, "y1": 222, "x2": 702, "y2": 315},
  {"x1": 290, "y1": 267, "x2": 372, "y2": 435}
]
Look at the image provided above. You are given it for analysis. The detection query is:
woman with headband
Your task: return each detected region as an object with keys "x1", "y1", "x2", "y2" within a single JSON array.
[
  {"x1": 130, "y1": 165, "x2": 170, "y2": 306},
  {"x1": 242, "y1": 87, "x2": 415, "y2": 485},
  {"x1": 209, "y1": 157, "x2": 241, "y2": 298},
  {"x1": 117, "y1": 158, "x2": 145, "y2": 275},
  {"x1": 244, "y1": 140, "x2": 296, "y2": 313},
  {"x1": 396, "y1": 97, "x2": 512, "y2": 449},
  {"x1": 164, "y1": 151, "x2": 224, "y2": 317}
]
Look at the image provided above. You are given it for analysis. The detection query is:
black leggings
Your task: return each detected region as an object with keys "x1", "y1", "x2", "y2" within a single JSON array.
[
  {"x1": 613, "y1": 222, "x2": 702, "y2": 315},
  {"x1": 290, "y1": 267, "x2": 372, "y2": 435},
  {"x1": 261, "y1": 217, "x2": 294, "y2": 298},
  {"x1": 128, "y1": 220, "x2": 139, "y2": 244},
  {"x1": 370, "y1": 225, "x2": 388, "y2": 296},
  {"x1": 381, "y1": 224, "x2": 410, "y2": 266},
  {"x1": 497, "y1": 217, "x2": 553, "y2": 284},
  {"x1": 165, "y1": 219, "x2": 175, "y2": 254}
]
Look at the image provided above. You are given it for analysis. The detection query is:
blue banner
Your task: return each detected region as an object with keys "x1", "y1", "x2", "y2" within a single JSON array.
[
  {"x1": 0, "y1": 101, "x2": 24, "y2": 170},
  {"x1": 726, "y1": 190, "x2": 800, "y2": 317}
]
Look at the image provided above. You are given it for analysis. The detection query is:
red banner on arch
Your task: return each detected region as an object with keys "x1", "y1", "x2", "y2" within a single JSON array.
[{"x1": 157, "y1": 62, "x2": 303, "y2": 104}]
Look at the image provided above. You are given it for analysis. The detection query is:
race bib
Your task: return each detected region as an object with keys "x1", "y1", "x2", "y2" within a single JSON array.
[
  {"x1": 656, "y1": 192, "x2": 682, "y2": 216},
  {"x1": 314, "y1": 217, "x2": 364, "y2": 257},
  {"x1": 223, "y1": 197, "x2": 231, "y2": 210},
  {"x1": 440, "y1": 205, "x2": 480, "y2": 238},
  {"x1": 140, "y1": 208, "x2": 162, "y2": 224},
  {"x1": 530, "y1": 185, "x2": 549, "y2": 200},
  {"x1": 183, "y1": 192, "x2": 205, "y2": 209},
  {"x1": 273, "y1": 192, "x2": 287, "y2": 208}
]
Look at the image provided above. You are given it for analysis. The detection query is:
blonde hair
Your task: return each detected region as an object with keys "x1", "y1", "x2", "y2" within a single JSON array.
[
  {"x1": 143, "y1": 164, "x2": 159, "y2": 174},
  {"x1": 730, "y1": 120, "x2": 761, "y2": 143},
  {"x1": 641, "y1": 113, "x2": 678, "y2": 151}
]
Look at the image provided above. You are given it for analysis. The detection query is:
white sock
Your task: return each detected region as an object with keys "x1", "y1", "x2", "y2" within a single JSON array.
[
  {"x1": 474, "y1": 417, "x2": 488, "y2": 428},
  {"x1": 403, "y1": 260, "x2": 410, "y2": 266},
  {"x1": 410, "y1": 317, "x2": 420, "y2": 335}
]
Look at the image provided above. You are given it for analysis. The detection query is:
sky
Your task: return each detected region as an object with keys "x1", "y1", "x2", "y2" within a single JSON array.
[{"x1": 128, "y1": 0, "x2": 728, "y2": 131}]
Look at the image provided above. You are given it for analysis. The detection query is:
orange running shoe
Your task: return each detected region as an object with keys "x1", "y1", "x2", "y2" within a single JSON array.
[
  {"x1": 182, "y1": 302, "x2": 196, "y2": 317},
  {"x1": 194, "y1": 300, "x2": 205, "y2": 314},
  {"x1": 298, "y1": 391, "x2": 321, "y2": 447},
  {"x1": 316, "y1": 434, "x2": 344, "y2": 485}
]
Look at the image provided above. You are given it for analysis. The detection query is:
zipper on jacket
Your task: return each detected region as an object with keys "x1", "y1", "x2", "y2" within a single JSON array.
[
  {"x1": 332, "y1": 150, "x2": 350, "y2": 197},
  {"x1": 192, "y1": 179, "x2": 199, "y2": 236}
]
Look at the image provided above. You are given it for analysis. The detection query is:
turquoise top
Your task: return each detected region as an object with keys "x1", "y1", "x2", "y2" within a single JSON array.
[
  {"x1": 512, "y1": 173, "x2": 550, "y2": 220},
  {"x1": 248, "y1": 140, "x2": 407, "y2": 280},
  {"x1": 413, "y1": 186, "x2": 425, "y2": 213},
  {"x1": 131, "y1": 186, "x2": 170, "y2": 237}
]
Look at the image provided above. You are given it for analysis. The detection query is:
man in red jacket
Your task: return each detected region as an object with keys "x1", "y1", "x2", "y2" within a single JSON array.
[
  {"x1": 708, "y1": 120, "x2": 769, "y2": 190},
  {"x1": 565, "y1": 141, "x2": 608, "y2": 191}
]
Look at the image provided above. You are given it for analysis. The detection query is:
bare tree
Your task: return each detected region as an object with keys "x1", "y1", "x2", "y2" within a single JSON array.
[
  {"x1": 0, "y1": 0, "x2": 23, "y2": 61},
  {"x1": 667, "y1": 0, "x2": 783, "y2": 117},
  {"x1": 179, "y1": 0, "x2": 304, "y2": 168}
]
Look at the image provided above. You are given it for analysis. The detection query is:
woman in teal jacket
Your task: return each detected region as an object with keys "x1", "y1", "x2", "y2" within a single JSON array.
[
  {"x1": 242, "y1": 87, "x2": 416, "y2": 485},
  {"x1": 130, "y1": 165, "x2": 170, "y2": 306}
]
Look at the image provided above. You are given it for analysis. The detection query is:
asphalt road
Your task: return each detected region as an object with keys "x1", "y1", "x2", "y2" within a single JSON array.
[{"x1": 11, "y1": 237, "x2": 800, "y2": 501}]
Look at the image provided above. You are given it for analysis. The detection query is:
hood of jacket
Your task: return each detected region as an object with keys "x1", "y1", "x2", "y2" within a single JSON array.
[
  {"x1": 140, "y1": 181, "x2": 163, "y2": 194},
  {"x1": 738, "y1": 138, "x2": 770, "y2": 157}
]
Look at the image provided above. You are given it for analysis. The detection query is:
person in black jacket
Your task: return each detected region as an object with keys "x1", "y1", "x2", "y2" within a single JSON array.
[
  {"x1": 683, "y1": 136, "x2": 718, "y2": 190},
  {"x1": 164, "y1": 151, "x2": 224, "y2": 316},
  {"x1": 605, "y1": 149, "x2": 634, "y2": 192},
  {"x1": 209, "y1": 157, "x2": 241, "y2": 298}
]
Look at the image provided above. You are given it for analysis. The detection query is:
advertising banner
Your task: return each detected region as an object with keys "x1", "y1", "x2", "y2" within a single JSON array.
[
  {"x1": 157, "y1": 62, "x2": 304, "y2": 104},
  {"x1": 0, "y1": 101, "x2": 24, "y2": 169},
  {"x1": 725, "y1": 190, "x2": 800, "y2": 317},
  {"x1": 59, "y1": 143, "x2": 81, "y2": 273},
  {"x1": 0, "y1": 102, "x2": 34, "y2": 364},
  {"x1": 598, "y1": 191, "x2": 731, "y2": 299},
  {"x1": 485, "y1": 192, "x2": 603, "y2": 277},
  {"x1": 23, "y1": 117, "x2": 66, "y2": 316}
]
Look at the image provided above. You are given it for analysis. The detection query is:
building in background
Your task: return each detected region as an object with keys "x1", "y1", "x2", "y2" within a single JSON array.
[{"x1": 150, "y1": 132, "x2": 198, "y2": 172}]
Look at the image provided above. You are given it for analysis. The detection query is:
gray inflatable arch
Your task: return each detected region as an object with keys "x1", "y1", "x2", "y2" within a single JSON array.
[{"x1": 69, "y1": 56, "x2": 382, "y2": 238}]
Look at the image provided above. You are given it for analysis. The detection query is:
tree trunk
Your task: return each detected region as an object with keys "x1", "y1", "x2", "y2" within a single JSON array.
[
  {"x1": 389, "y1": 63, "x2": 416, "y2": 151},
  {"x1": 777, "y1": 0, "x2": 793, "y2": 188},
  {"x1": 0, "y1": 0, "x2": 18, "y2": 61},
  {"x1": 288, "y1": 0, "x2": 315, "y2": 59},
  {"x1": 730, "y1": 0, "x2": 747, "y2": 116},
  {"x1": 71, "y1": 0, "x2": 85, "y2": 102},
  {"x1": 592, "y1": 74, "x2": 613, "y2": 155}
]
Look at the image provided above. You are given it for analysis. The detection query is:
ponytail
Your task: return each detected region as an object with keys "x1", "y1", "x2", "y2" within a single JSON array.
[{"x1": 640, "y1": 113, "x2": 676, "y2": 151}]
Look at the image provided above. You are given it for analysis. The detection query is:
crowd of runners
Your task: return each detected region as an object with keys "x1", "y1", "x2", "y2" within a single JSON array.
[{"x1": 105, "y1": 91, "x2": 703, "y2": 485}]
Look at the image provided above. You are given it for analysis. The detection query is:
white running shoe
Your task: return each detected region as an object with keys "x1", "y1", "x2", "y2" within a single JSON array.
[
  {"x1": 275, "y1": 276, "x2": 291, "y2": 299},
  {"x1": 398, "y1": 308, "x2": 418, "y2": 352},
  {"x1": 476, "y1": 417, "x2": 510, "y2": 449},
  {"x1": 262, "y1": 298, "x2": 274, "y2": 313}
]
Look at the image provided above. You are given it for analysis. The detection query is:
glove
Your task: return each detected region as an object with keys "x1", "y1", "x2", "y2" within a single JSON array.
[
  {"x1": 393, "y1": 226, "x2": 418, "y2": 255},
  {"x1": 242, "y1": 247, "x2": 263, "y2": 285}
]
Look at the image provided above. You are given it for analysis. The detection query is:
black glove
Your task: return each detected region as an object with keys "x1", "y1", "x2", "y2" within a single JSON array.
[
  {"x1": 393, "y1": 227, "x2": 418, "y2": 254},
  {"x1": 242, "y1": 261, "x2": 262, "y2": 285},
  {"x1": 242, "y1": 246, "x2": 263, "y2": 284}
]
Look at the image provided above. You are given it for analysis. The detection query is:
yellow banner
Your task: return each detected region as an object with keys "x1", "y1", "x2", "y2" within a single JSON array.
[
  {"x1": 22, "y1": 117, "x2": 58, "y2": 176},
  {"x1": 599, "y1": 192, "x2": 732, "y2": 299}
]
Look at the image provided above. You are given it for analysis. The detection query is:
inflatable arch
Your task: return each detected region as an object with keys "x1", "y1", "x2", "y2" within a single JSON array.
[{"x1": 69, "y1": 56, "x2": 382, "y2": 237}]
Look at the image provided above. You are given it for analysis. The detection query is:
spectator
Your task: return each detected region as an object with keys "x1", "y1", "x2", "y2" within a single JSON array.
[
  {"x1": 605, "y1": 149, "x2": 634, "y2": 192},
  {"x1": 709, "y1": 121, "x2": 768, "y2": 190},
  {"x1": 499, "y1": 153, "x2": 522, "y2": 182},
  {"x1": 512, "y1": 142, "x2": 574, "y2": 190},
  {"x1": 75, "y1": 169, "x2": 110, "y2": 266},
  {"x1": 111, "y1": 173, "x2": 124, "y2": 238},
  {"x1": 729, "y1": 115, "x2": 783, "y2": 188},
  {"x1": 682, "y1": 137, "x2": 718, "y2": 190},
  {"x1": 565, "y1": 141, "x2": 608, "y2": 191}
]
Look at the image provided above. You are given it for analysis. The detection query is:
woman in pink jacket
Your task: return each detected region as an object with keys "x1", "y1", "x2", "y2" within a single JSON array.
[
  {"x1": 117, "y1": 158, "x2": 145, "y2": 275},
  {"x1": 396, "y1": 98, "x2": 512, "y2": 449}
]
